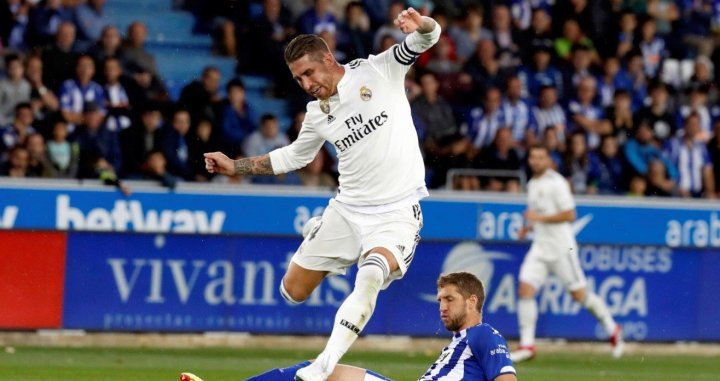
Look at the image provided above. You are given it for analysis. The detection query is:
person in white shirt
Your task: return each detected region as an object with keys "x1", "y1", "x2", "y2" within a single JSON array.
[
  {"x1": 511, "y1": 144, "x2": 625, "y2": 363},
  {"x1": 204, "y1": 7, "x2": 439, "y2": 381}
]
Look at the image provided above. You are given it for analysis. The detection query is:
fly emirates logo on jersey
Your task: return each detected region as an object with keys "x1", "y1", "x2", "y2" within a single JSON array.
[{"x1": 333, "y1": 110, "x2": 388, "y2": 153}]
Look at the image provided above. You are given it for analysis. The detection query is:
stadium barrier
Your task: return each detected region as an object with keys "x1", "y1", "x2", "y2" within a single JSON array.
[{"x1": 1, "y1": 179, "x2": 719, "y2": 341}]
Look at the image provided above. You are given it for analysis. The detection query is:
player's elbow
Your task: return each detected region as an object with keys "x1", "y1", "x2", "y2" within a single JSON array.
[{"x1": 566, "y1": 209, "x2": 577, "y2": 222}]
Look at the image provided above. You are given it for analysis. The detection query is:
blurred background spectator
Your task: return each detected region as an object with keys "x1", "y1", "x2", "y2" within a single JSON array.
[{"x1": 0, "y1": 0, "x2": 717, "y2": 199}]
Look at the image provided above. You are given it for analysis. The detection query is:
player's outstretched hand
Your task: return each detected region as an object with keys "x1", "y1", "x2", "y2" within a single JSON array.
[
  {"x1": 394, "y1": 7, "x2": 425, "y2": 34},
  {"x1": 204, "y1": 151, "x2": 234, "y2": 176}
]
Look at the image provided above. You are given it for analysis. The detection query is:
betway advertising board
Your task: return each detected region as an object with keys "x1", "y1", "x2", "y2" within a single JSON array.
[
  {"x1": 2, "y1": 186, "x2": 720, "y2": 247},
  {"x1": 60, "y1": 233, "x2": 720, "y2": 341}
]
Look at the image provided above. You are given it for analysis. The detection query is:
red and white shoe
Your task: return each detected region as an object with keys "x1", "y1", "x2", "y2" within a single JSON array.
[
  {"x1": 180, "y1": 373, "x2": 204, "y2": 381},
  {"x1": 610, "y1": 324, "x2": 625, "y2": 359},
  {"x1": 509, "y1": 345, "x2": 536, "y2": 363}
]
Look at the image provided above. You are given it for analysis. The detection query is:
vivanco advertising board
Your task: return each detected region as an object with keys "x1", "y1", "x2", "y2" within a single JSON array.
[
  {"x1": 61, "y1": 233, "x2": 720, "y2": 341},
  {"x1": 2, "y1": 186, "x2": 720, "y2": 247}
]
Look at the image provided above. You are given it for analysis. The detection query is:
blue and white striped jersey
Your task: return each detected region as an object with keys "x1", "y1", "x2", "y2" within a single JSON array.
[{"x1": 420, "y1": 323, "x2": 516, "y2": 381}]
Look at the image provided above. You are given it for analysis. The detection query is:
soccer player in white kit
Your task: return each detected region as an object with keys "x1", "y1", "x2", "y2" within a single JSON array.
[
  {"x1": 510, "y1": 144, "x2": 625, "y2": 363},
  {"x1": 204, "y1": 7, "x2": 439, "y2": 381}
]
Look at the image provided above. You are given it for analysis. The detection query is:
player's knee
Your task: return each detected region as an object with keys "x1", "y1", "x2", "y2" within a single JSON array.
[
  {"x1": 518, "y1": 282, "x2": 536, "y2": 298},
  {"x1": 279, "y1": 279, "x2": 307, "y2": 304},
  {"x1": 363, "y1": 247, "x2": 399, "y2": 273},
  {"x1": 570, "y1": 288, "x2": 586, "y2": 302}
]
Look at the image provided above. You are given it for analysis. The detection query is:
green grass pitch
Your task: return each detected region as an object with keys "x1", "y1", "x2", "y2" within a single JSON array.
[{"x1": 1, "y1": 346, "x2": 717, "y2": 380}]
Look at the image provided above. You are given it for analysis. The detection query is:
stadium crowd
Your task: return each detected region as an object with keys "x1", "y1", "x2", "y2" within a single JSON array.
[{"x1": 1, "y1": 0, "x2": 720, "y2": 198}]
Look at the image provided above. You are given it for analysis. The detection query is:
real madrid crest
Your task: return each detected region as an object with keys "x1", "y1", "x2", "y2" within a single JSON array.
[
  {"x1": 360, "y1": 86, "x2": 372, "y2": 101},
  {"x1": 319, "y1": 99, "x2": 331, "y2": 114}
]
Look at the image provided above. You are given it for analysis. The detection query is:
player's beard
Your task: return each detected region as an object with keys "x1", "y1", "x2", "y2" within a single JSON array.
[{"x1": 443, "y1": 310, "x2": 467, "y2": 332}]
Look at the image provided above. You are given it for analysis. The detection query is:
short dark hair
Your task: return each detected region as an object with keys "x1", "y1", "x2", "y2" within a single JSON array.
[
  {"x1": 5, "y1": 53, "x2": 21, "y2": 67},
  {"x1": 202, "y1": 66, "x2": 220, "y2": 77},
  {"x1": 14, "y1": 102, "x2": 32, "y2": 114},
  {"x1": 437, "y1": 272, "x2": 485, "y2": 313},
  {"x1": 284, "y1": 34, "x2": 330, "y2": 64},
  {"x1": 529, "y1": 142, "x2": 551, "y2": 155},
  {"x1": 226, "y1": 78, "x2": 245, "y2": 92},
  {"x1": 260, "y1": 113, "x2": 277, "y2": 124}
]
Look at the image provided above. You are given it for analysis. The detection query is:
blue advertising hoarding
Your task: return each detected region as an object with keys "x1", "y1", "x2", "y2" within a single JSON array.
[
  {"x1": 2, "y1": 185, "x2": 720, "y2": 247},
  {"x1": 62, "y1": 232, "x2": 720, "y2": 341}
]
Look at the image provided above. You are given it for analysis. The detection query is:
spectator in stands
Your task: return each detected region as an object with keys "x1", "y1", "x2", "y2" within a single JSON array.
[
  {"x1": 0, "y1": 102, "x2": 35, "y2": 156},
  {"x1": 75, "y1": 0, "x2": 111, "y2": 44},
  {"x1": 120, "y1": 102, "x2": 162, "y2": 177},
  {"x1": 188, "y1": 118, "x2": 216, "y2": 182},
  {"x1": 466, "y1": 87, "x2": 510, "y2": 151},
  {"x1": 554, "y1": 18, "x2": 595, "y2": 61},
  {"x1": 677, "y1": 83, "x2": 716, "y2": 141},
  {"x1": 532, "y1": 84, "x2": 567, "y2": 143},
  {"x1": 563, "y1": 44, "x2": 594, "y2": 97},
  {"x1": 102, "y1": 57, "x2": 131, "y2": 132},
  {"x1": 597, "y1": 56, "x2": 632, "y2": 109},
  {"x1": 645, "y1": 159, "x2": 676, "y2": 197},
  {"x1": 592, "y1": 135, "x2": 625, "y2": 194},
  {"x1": 46, "y1": 117, "x2": 79, "y2": 178},
  {"x1": 73, "y1": 101, "x2": 121, "y2": 177},
  {"x1": 3, "y1": 0, "x2": 29, "y2": 51},
  {"x1": 562, "y1": 131, "x2": 597, "y2": 194},
  {"x1": 627, "y1": 175, "x2": 647, "y2": 197},
  {"x1": 411, "y1": 71, "x2": 466, "y2": 188},
  {"x1": 122, "y1": 21, "x2": 167, "y2": 103},
  {"x1": 567, "y1": 76, "x2": 611, "y2": 150},
  {"x1": 624, "y1": 50, "x2": 648, "y2": 108},
  {"x1": 605, "y1": 89, "x2": 635, "y2": 142},
  {"x1": 25, "y1": 55, "x2": 60, "y2": 124},
  {"x1": 0, "y1": 54, "x2": 31, "y2": 126},
  {"x1": 463, "y1": 39, "x2": 509, "y2": 103},
  {"x1": 26, "y1": 0, "x2": 75, "y2": 48},
  {"x1": 42, "y1": 21, "x2": 78, "y2": 92},
  {"x1": 59, "y1": 55, "x2": 105, "y2": 129},
  {"x1": 502, "y1": 75, "x2": 536, "y2": 146},
  {"x1": 25, "y1": 132, "x2": 52, "y2": 177},
  {"x1": 140, "y1": 150, "x2": 177, "y2": 189},
  {"x1": 616, "y1": 10, "x2": 637, "y2": 58},
  {"x1": 687, "y1": 56, "x2": 715, "y2": 100},
  {"x1": 520, "y1": 8, "x2": 553, "y2": 60},
  {"x1": 297, "y1": 0, "x2": 337, "y2": 35},
  {"x1": 220, "y1": 78, "x2": 256, "y2": 156},
  {"x1": 244, "y1": 0, "x2": 293, "y2": 78},
  {"x1": 708, "y1": 120, "x2": 720, "y2": 194},
  {"x1": 337, "y1": 1, "x2": 372, "y2": 60},
  {"x1": 638, "y1": 18, "x2": 666, "y2": 79},
  {"x1": 161, "y1": 108, "x2": 193, "y2": 180},
  {"x1": 541, "y1": 126, "x2": 564, "y2": 168},
  {"x1": 179, "y1": 66, "x2": 222, "y2": 124},
  {"x1": 490, "y1": 5, "x2": 521, "y2": 69},
  {"x1": 297, "y1": 151, "x2": 337, "y2": 188},
  {"x1": 448, "y1": 4, "x2": 491, "y2": 62},
  {"x1": 425, "y1": 35, "x2": 462, "y2": 75},
  {"x1": 624, "y1": 120, "x2": 678, "y2": 183},
  {"x1": 517, "y1": 39, "x2": 563, "y2": 99},
  {"x1": 242, "y1": 113, "x2": 289, "y2": 158},
  {"x1": 667, "y1": 112, "x2": 715, "y2": 198},
  {"x1": 0, "y1": 145, "x2": 28, "y2": 177},
  {"x1": 475, "y1": 127, "x2": 521, "y2": 192},
  {"x1": 637, "y1": 82, "x2": 676, "y2": 142},
  {"x1": 88, "y1": 26, "x2": 123, "y2": 71},
  {"x1": 372, "y1": 1, "x2": 405, "y2": 52}
]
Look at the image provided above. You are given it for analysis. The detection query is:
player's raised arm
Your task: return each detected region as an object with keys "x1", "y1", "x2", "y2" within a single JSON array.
[
  {"x1": 204, "y1": 152, "x2": 273, "y2": 176},
  {"x1": 367, "y1": 7, "x2": 441, "y2": 79}
]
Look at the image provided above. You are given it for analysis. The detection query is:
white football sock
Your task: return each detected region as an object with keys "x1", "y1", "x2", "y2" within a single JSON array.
[
  {"x1": 518, "y1": 297, "x2": 538, "y2": 348},
  {"x1": 582, "y1": 292, "x2": 617, "y2": 334},
  {"x1": 314, "y1": 253, "x2": 389, "y2": 374}
]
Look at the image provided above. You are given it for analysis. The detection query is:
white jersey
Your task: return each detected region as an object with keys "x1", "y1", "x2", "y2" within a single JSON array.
[
  {"x1": 527, "y1": 169, "x2": 577, "y2": 259},
  {"x1": 269, "y1": 26, "x2": 441, "y2": 208}
]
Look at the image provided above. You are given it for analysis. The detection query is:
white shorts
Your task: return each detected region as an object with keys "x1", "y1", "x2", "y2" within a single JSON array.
[
  {"x1": 518, "y1": 244, "x2": 586, "y2": 291},
  {"x1": 292, "y1": 199, "x2": 423, "y2": 289}
]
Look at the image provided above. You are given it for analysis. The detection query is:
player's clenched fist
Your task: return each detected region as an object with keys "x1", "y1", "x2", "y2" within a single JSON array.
[
  {"x1": 394, "y1": 7, "x2": 430, "y2": 34},
  {"x1": 204, "y1": 152, "x2": 234, "y2": 176}
]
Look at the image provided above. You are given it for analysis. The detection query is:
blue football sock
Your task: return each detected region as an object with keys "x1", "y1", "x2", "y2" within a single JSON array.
[{"x1": 244, "y1": 361, "x2": 312, "y2": 381}]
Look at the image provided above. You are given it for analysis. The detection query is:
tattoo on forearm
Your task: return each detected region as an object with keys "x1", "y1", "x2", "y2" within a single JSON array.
[{"x1": 234, "y1": 155, "x2": 273, "y2": 175}]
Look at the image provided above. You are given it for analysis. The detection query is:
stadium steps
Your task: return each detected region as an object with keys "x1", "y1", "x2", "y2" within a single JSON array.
[{"x1": 106, "y1": 0, "x2": 290, "y2": 127}]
